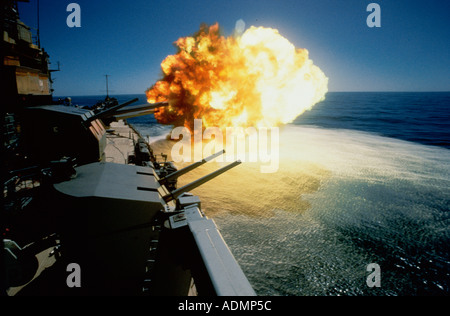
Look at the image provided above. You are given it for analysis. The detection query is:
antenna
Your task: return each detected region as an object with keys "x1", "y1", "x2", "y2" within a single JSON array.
[{"x1": 105, "y1": 74, "x2": 110, "y2": 98}]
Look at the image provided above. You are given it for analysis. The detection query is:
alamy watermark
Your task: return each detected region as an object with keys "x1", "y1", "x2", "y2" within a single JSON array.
[
  {"x1": 66, "y1": 263, "x2": 81, "y2": 288},
  {"x1": 366, "y1": 263, "x2": 381, "y2": 288},
  {"x1": 66, "y1": 3, "x2": 81, "y2": 28},
  {"x1": 170, "y1": 119, "x2": 279, "y2": 173},
  {"x1": 65, "y1": 3, "x2": 380, "y2": 29},
  {"x1": 366, "y1": 3, "x2": 381, "y2": 28}
]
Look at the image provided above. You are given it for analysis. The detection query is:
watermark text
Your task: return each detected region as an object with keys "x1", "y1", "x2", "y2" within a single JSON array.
[{"x1": 171, "y1": 119, "x2": 279, "y2": 173}]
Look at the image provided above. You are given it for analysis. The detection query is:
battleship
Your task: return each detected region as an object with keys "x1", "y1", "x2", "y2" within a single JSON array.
[{"x1": 1, "y1": 0, "x2": 255, "y2": 296}]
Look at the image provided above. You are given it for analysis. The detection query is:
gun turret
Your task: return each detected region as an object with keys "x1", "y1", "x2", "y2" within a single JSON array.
[
  {"x1": 20, "y1": 99, "x2": 168, "y2": 166},
  {"x1": 21, "y1": 105, "x2": 106, "y2": 165}
]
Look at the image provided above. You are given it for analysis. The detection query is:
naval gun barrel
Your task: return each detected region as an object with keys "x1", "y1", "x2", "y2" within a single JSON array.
[
  {"x1": 163, "y1": 160, "x2": 241, "y2": 203},
  {"x1": 159, "y1": 150, "x2": 225, "y2": 184},
  {"x1": 112, "y1": 102, "x2": 169, "y2": 120},
  {"x1": 84, "y1": 98, "x2": 139, "y2": 125},
  {"x1": 114, "y1": 102, "x2": 168, "y2": 115}
]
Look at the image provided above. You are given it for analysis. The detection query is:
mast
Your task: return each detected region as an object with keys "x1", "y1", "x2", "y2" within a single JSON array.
[{"x1": 37, "y1": 0, "x2": 41, "y2": 48}]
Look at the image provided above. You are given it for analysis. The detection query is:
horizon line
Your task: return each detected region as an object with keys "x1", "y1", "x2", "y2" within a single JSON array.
[{"x1": 53, "y1": 90, "x2": 450, "y2": 98}]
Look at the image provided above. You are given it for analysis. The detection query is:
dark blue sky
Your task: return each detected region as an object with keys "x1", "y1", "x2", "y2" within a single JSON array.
[{"x1": 18, "y1": 0, "x2": 450, "y2": 96}]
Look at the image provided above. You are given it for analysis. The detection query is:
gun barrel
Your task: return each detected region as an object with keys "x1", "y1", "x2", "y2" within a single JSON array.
[
  {"x1": 114, "y1": 102, "x2": 169, "y2": 115},
  {"x1": 86, "y1": 98, "x2": 139, "y2": 124},
  {"x1": 112, "y1": 102, "x2": 169, "y2": 120},
  {"x1": 160, "y1": 150, "x2": 225, "y2": 184},
  {"x1": 163, "y1": 160, "x2": 241, "y2": 203}
]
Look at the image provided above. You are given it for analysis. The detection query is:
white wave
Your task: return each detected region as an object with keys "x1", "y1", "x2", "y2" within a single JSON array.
[{"x1": 280, "y1": 124, "x2": 450, "y2": 184}]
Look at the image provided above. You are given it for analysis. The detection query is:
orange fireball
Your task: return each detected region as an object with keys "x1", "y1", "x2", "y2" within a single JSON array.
[{"x1": 146, "y1": 23, "x2": 328, "y2": 131}]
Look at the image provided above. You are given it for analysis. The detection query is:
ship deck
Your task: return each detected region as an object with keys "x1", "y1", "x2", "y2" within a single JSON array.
[{"x1": 104, "y1": 120, "x2": 140, "y2": 164}]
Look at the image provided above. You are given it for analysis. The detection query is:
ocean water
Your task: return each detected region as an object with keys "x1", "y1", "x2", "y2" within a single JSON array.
[{"x1": 67, "y1": 92, "x2": 450, "y2": 296}]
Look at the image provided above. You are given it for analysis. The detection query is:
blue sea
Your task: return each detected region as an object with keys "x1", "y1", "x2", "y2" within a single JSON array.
[{"x1": 65, "y1": 92, "x2": 450, "y2": 296}]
